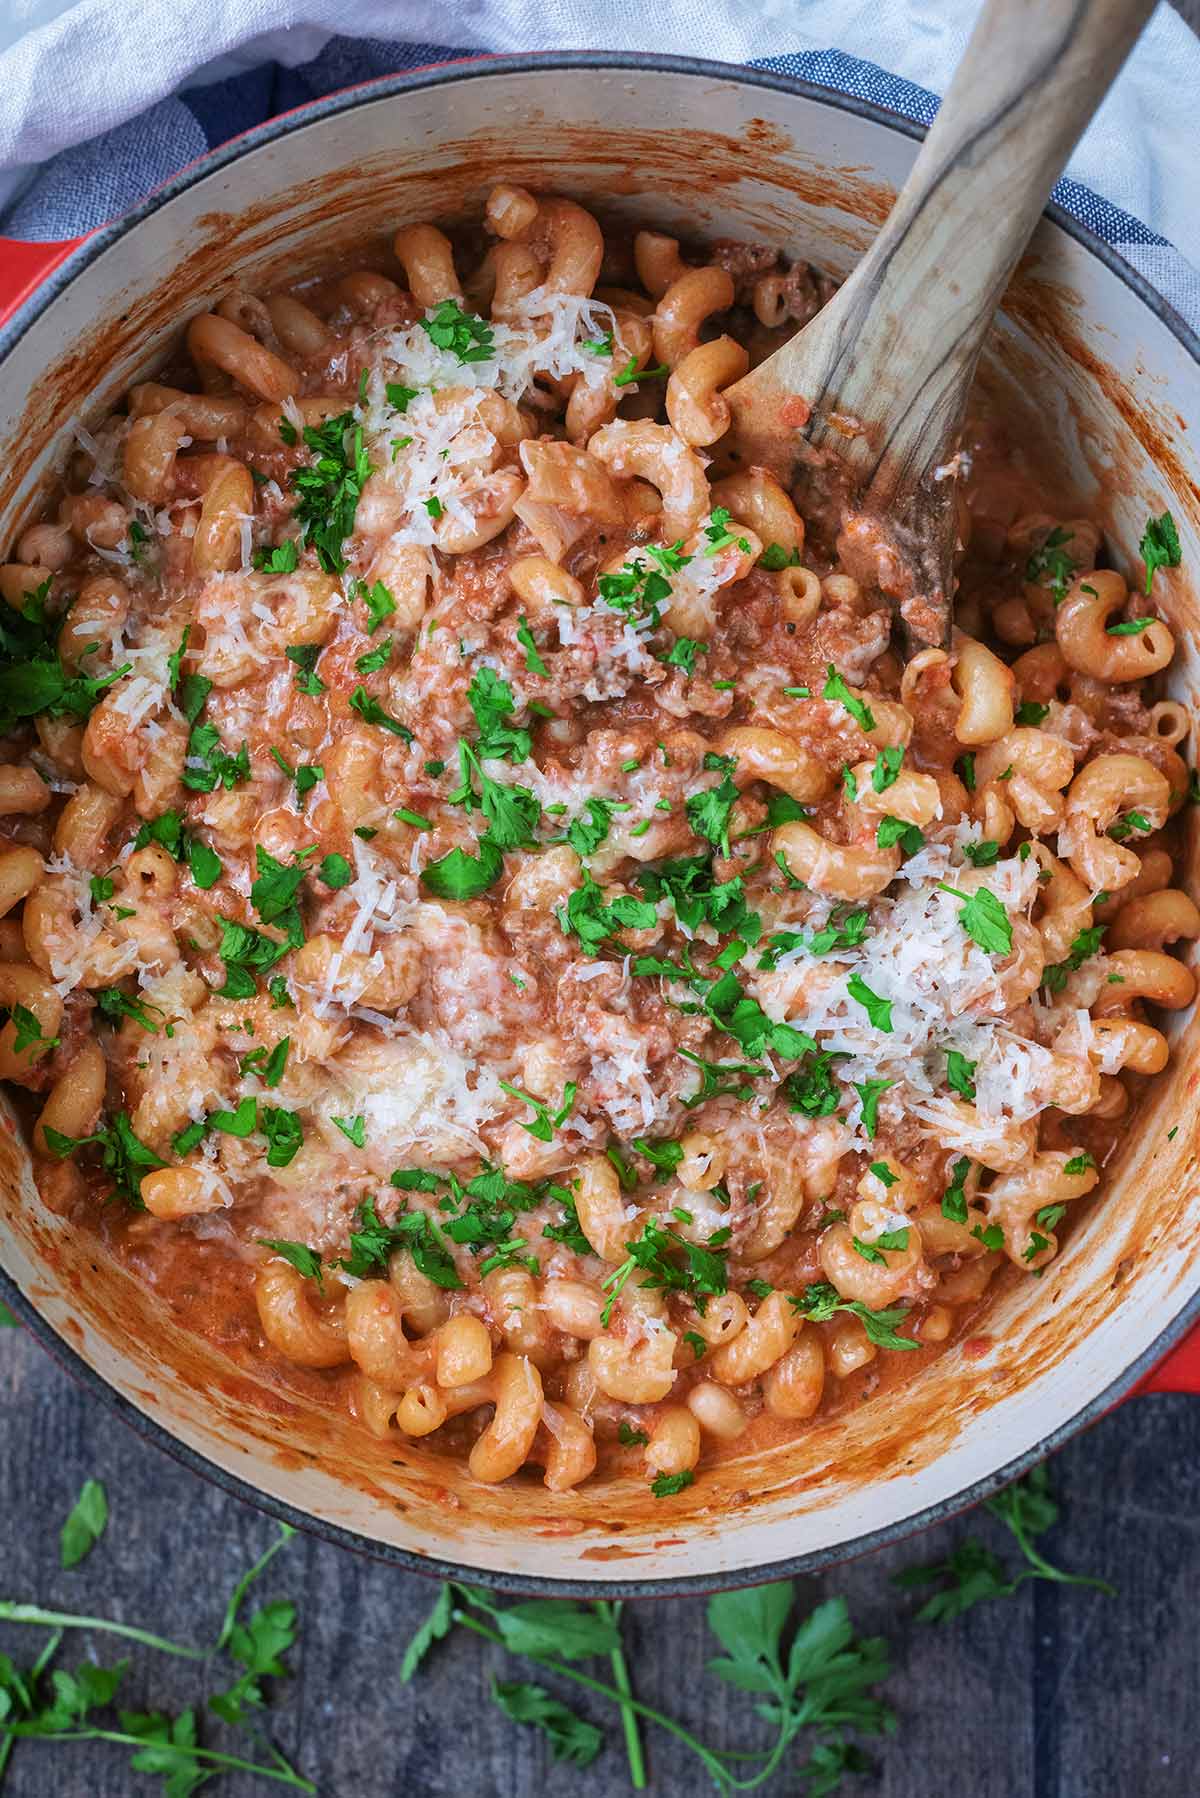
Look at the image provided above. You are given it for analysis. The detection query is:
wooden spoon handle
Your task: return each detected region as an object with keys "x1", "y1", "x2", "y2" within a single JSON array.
[{"x1": 749, "y1": 0, "x2": 1156, "y2": 502}]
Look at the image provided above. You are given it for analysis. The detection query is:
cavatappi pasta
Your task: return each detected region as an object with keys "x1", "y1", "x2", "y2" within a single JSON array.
[{"x1": 2, "y1": 187, "x2": 1193, "y2": 1499}]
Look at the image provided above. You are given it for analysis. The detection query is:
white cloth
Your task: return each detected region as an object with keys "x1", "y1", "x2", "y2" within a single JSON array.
[{"x1": 1, "y1": 1, "x2": 1197, "y2": 273}]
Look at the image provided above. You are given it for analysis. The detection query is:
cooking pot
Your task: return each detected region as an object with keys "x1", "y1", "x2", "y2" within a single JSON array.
[{"x1": 0, "y1": 52, "x2": 1197, "y2": 1596}]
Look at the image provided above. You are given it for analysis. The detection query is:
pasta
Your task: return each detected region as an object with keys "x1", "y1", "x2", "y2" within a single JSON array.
[{"x1": 0, "y1": 184, "x2": 1193, "y2": 1500}]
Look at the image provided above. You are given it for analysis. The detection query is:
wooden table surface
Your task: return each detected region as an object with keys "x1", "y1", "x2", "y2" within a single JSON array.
[
  {"x1": 5, "y1": 6, "x2": 1200, "y2": 1792},
  {"x1": 2, "y1": 1319, "x2": 1198, "y2": 1797}
]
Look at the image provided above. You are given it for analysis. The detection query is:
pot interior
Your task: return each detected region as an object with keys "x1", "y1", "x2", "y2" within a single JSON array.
[{"x1": 1, "y1": 59, "x2": 1198, "y2": 1590}]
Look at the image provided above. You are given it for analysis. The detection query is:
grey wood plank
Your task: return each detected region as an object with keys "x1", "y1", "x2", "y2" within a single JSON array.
[{"x1": 3, "y1": 1317, "x2": 1199, "y2": 1797}]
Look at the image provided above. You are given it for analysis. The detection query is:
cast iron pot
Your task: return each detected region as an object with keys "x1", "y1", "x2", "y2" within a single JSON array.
[{"x1": 0, "y1": 52, "x2": 1197, "y2": 1596}]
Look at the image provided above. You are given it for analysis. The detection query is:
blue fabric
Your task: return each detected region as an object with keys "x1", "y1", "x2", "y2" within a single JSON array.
[{"x1": 0, "y1": 34, "x2": 1171, "y2": 259}]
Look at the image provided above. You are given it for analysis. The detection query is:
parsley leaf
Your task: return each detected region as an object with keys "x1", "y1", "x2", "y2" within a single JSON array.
[
  {"x1": 789, "y1": 1282, "x2": 917, "y2": 1351},
  {"x1": 468, "y1": 665, "x2": 531, "y2": 762},
  {"x1": 400, "y1": 1583, "x2": 455, "y2": 1683},
  {"x1": 489, "y1": 1680, "x2": 603, "y2": 1765},
  {"x1": 846, "y1": 974, "x2": 892, "y2": 1032},
  {"x1": 285, "y1": 643, "x2": 325, "y2": 696},
  {"x1": 650, "y1": 1470, "x2": 695, "y2": 1498},
  {"x1": 181, "y1": 722, "x2": 249, "y2": 794},
  {"x1": 945, "y1": 1050, "x2": 977, "y2": 1101},
  {"x1": 421, "y1": 299, "x2": 495, "y2": 364},
  {"x1": 252, "y1": 539, "x2": 299, "y2": 574},
  {"x1": 852, "y1": 1077, "x2": 892, "y2": 1138},
  {"x1": 516, "y1": 614, "x2": 548, "y2": 676},
  {"x1": 259, "y1": 1239, "x2": 323, "y2": 1285},
  {"x1": 822, "y1": 666, "x2": 876, "y2": 732},
  {"x1": 259, "y1": 1106, "x2": 303, "y2": 1168},
  {"x1": 1025, "y1": 525, "x2": 1077, "y2": 603},
  {"x1": 289, "y1": 412, "x2": 373, "y2": 573},
  {"x1": 895, "y1": 1464, "x2": 1114, "y2": 1620},
  {"x1": 59, "y1": 1478, "x2": 108, "y2": 1570},
  {"x1": 567, "y1": 796, "x2": 618, "y2": 858},
  {"x1": 421, "y1": 838, "x2": 505, "y2": 901},
  {"x1": 1042, "y1": 923, "x2": 1105, "y2": 993},
  {"x1": 686, "y1": 771, "x2": 739, "y2": 856},
  {"x1": 349, "y1": 685, "x2": 412, "y2": 739},
  {"x1": 356, "y1": 578, "x2": 396, "y2": 633},
  {"x1": 557, "y1": 871, "x2": 657, "y2": 955},
  {"x1": 938, "y1": 883, "x2": 1012, "y2": 956},
  {"x1": 1139, "y1": 510, "x2": 1181, "y2": 595}
]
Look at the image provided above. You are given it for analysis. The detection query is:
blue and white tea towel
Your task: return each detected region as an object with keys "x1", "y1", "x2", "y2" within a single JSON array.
[{"x1": 1, "y1": 1, "x2": 1197, "y2": 329}]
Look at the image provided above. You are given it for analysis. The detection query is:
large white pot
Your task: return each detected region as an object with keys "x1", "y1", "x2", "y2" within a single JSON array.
[{"x1": 0, "y1": 53, "x2": 1197, "y2": 1595}]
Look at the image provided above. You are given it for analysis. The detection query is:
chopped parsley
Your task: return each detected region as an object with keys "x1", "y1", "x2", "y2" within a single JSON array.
[
  {"x1": 420, "y1": 299, "x2": 495, "y2": 364},
  {"x1": 421, "y1": 840, "x2": 505, "y2": 901},
  {"x1": 1139, "y1": 510, "x2": 1181, "y2": 594},
  {"x1": 289, "y1": 412, "x2": 372, "y2": 573},
  {"x1": 789, "y1": 1282, "x2": 917, "y2": 1350},
  {"x1": 759, "y1": 542, "x2": 801, "y2": 571},
  {"x1": 499, "y1": 1079, "x2": 577, "y2": 1143},
  {"x1": 349, "y1": 685, "x2": 413, "y2": 739},
  {"x1": 945, "y1": 1050, "x2": 977, "y2": 1101},
  {"x1": 686, "y1": 771, "x2": 739, "y2": 857},
  {"x1": 1025, "y1": 526, "x2": 1076, "y2": 603},
  {"x1": 938, "y1": 884, "x2": 1012, "y2": 956},
  {"x1": 822, "y1": 667, "x2": 876, "y2": 733},
  {"x1": 846, "y1": 973, "x2": 892, "y2": 1033},
  {"x1": 285, "y1": 643, "x2": 325, "y2": 696},
  {"x1": 516, "y1": 615, "x2": 548, "y2": 676},
  {"x1": 253, "y1": 539, "x2": 299, "y2": 574},
  {"x1": 1042, "y1": 924, "x2": 1104, "y2": 993}
]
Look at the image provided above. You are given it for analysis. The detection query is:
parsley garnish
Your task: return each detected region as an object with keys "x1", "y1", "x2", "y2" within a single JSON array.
[
  {"x1": 945, "y1": 1050, "x2": 977, "y2": 1101},
  {"x1": 894, "y1": 1465, "x2": 1113, "y2": 1620},
  {"x1": 938, "y1": 884, "x2": 1012, "y2": 955},
  {"x1": 43, "y1": 1112, "x2": 165, "y2": 1205},
  {"x1": 1025, "y1": 526, "x2": 1077, "y2": 603},
  {"x1": 288, "y1": 412, "x2": 372, "y2": 573},
  {"x1": 420, "y1": 299, "x2": 495, "y2": 364},
  {"x1": 686, "y1": 770, "x2": 739, "y2": 856},
  {"x1": 1139, "y1": 510, "x2": 1181, "y2": 594},
  {"x1": 557, "y1": 871, "x2": 657, "y2": 955},
  {"x1": 1105, "y1": 615, "x2": 1156, "y2": 636},
  {"x1": 348, "y1": 685, "x2": 412, "y2": 739},
  {"x1": 253, "y1": 539, "x2": 299, "y2": 574},
  {"x1": 499, "y1": 1079, "x2": 577, "y2": 1143},
  {"x1": 516, "y1": 614, "x2": 548, "y2": 676},
  {"x1": 853, "y1": 1077, "x2": 892, "y2": 1138},
  {"x1": 846, "y1": 974, "x2": 892, "y2": 1033},
  {"x1": 650, "y1": 1471, "x2": 695, "y2": 1498},
  {"x1": 790, "y1": 1281, "x2": 917, "y2": 1351},
  {"x1": 421, "y1": 840, "x2": 505, "y2": 901},
  {"x1": 876, "y1": 815, "x2": 925, "y2": 856},
  {"x1": 285, "y1": 643, "x2": 325, "y2": 696},
  {"x1": 822, "y1": 666, "x2": 876, "y2": 732},
  {"x1": 613, "y1": 355, "x2": 669, "y2": 387}
]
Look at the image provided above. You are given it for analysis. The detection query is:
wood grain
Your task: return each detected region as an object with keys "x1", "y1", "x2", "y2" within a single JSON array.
[
  {"x1": 726, "y1": 0, "x2": 1156, "y2": 649},
  {"x1": 1, "y1": 1318, "x2": 1197, "y2": 1796}
]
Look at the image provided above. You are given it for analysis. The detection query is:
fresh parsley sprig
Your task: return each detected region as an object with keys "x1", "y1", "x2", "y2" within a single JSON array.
[
  {"x1": 894, "y1": 1465, "x2": 1114, "y2": 1621},
  {"x1": 0, "y1": 1519, "x2": 312, "y2": 1791}
]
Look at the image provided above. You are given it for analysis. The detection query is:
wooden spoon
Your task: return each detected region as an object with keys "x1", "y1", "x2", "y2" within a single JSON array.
[{"x1": 724, "y1": 0, "x2": 1157, "y2": 648}]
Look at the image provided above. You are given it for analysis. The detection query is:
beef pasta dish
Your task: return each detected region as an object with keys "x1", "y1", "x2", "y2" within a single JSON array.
[{"x1": 0, "y1": 183, "x2": 1192, "y2": 1502}]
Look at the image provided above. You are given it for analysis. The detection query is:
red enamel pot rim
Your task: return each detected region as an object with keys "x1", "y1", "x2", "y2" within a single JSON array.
[{"x1": 0, "y1": 50, "x2": 1197, "y2": 1599}]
